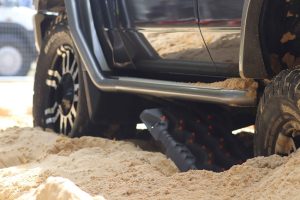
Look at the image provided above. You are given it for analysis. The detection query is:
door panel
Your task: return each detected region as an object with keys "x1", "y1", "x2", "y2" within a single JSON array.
[
  {"x1": 198, "y1": 0, "x2": 245, "y2": 65},
  {"x1": 118, "y1": 0, "x2": 212, "y2": 63}
]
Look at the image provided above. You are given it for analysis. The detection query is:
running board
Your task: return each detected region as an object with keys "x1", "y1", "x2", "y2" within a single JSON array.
[{"x1": 65, "y1": 0, "x2": 256, "y2": 107}]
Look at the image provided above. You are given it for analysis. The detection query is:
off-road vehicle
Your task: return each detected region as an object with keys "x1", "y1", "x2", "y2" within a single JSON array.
[
  {"x1": 33, "y1": 0, "x2": 300, "y2": 171},
  {"x1": 0, "y1": 0, "x2": 36, "y2": 76}
]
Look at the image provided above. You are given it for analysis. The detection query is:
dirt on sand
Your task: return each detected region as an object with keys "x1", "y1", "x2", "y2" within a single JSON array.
[{"x1": 192, "y1": 78, "x2": 258, "y2": 97}]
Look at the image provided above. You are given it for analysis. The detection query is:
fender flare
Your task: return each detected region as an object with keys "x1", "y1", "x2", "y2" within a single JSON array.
[
  {"x1": 34, "y1": 0, "x2": 65, "y2": 52},
  {"x1": 239, "y1": 0, "x2": 269, "y2": 79},
  {"x1": 34, "y1": 0, "x2": 65, "y2": 12}
]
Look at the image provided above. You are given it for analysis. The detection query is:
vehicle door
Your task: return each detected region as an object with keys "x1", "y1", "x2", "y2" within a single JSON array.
[
  {"x1": 197, "y1": 0, "x2": 245, "y2": 66},
  {"x1": 117, "y1": 0, "x2": 214, "y2": 76}
]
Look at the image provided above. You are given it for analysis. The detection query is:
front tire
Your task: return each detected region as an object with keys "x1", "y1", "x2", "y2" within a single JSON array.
[{"x1": 255, "y1": 68, "x2": 300, "y2": 156}]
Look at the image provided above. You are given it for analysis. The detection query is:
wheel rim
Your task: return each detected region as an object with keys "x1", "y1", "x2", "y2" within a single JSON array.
[
  {"x1": 0, "y1": 46, "x2": 23, "y2": 76},
  {"x1": 44, "y1": 45, "x2": 79, "y2": 135}
]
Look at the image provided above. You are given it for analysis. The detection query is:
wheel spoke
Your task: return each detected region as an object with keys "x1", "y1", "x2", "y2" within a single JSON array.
[
  {"x1": 74, "y1": 84, "x2": 79, "y2": 93},
  {"x1": 60, "y1": 45, "x2": 67, "y2": 53},
  {"x1": 59, "y1": 115, "x2": 68, "y2": 135},
  {"x1": 62, "y1": 53, "x2": 67, "y2": 74},
  {"x1": 69, "y1": 60, "x2": 76, "y2": 74},
  {"x1": 57, "y1": 48, "x2": 63, "y2": 56},
  {"x1": 46, "y1": 109, "x2": 60, "y2": 124},
  {"x1": 46, "y1": 79, "x2": 58, "y2": 89},
  {"x1": 67, "y1": 114, "x2": 74, "y2": 127},
  {"x1": 59, "y1": 115, "x2": 64, "y2": 134},
  {"x1": 48, "y1": 69, "x2": 62, "y2": 82},
  {"x1": 72, "y1": 66, "x2": 79, "y2": 80},
  {"x1": 66, "y1": 50, "x2": 71, "y2": 72},
  {"x1": 73, "y1": 94, "x2": 79, "y2": 103},
  {"x1": 45, "y1": 102, "x2": 58, "y2": 115},
  {"x1": 71, "y1": 106, "x2": 77, "y2": 118},
  {"x1": 63, "y1": 116, "x2": 68, "y2": 134}
]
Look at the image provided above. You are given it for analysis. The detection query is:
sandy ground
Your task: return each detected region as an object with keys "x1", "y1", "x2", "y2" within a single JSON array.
[
  {"x1": 1, "y1": 80, "x2": 300, "y2": 200},
  {"x1": 1, "y1": 127, "x2": 300, "y2": 200},
  {"x1": 0, "y1": 78, "x2": 33, "y2": 129}
]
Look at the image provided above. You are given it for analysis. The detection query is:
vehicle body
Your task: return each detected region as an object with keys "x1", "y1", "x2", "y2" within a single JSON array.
[
  {"x1": 32, "y1": 0, "x2": 300, "y2": 170},
  {"x1": 0, "y1": 0, "x2": 36, "y2": 76}
]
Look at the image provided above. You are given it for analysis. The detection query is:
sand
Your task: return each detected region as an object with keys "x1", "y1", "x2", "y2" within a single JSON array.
[
  {"x1": 192, "y1": 78, "x2": 258, "y2": 98},
  {"x1": 0, "y1": 76, "x2": 295, "y2": 200},
  {"x1": 0, "y1": 69, "x2": 296, "y2": 200},
  {"x1": 0, "y1": 127, "x2": 300, "y2": 200},
  {"x1": 0, "y1": 79, "x2": 33, "y2": 129}
]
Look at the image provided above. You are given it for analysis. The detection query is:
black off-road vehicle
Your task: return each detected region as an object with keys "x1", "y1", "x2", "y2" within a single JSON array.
[{"x1": 33, "y1": 0, "x2": 300, "y2": 171}]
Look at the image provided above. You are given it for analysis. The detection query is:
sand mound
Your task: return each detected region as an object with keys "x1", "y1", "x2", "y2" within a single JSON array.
[{"x1": 0, "y1": 127, "x2": 300, "y2": 199}]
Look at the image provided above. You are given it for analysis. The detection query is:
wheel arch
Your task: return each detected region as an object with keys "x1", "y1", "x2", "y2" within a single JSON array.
[
  {"x1": 34, "y1": 0, "x2": 65, "y2": 12},
  {"x1": 34, "y1": 0, "x2": 66, "y2": 52},
  {"x1": 240, "y1": 0, "x2": 270, "y2": 79},
  {"x1": 240, "y1": 0, "x2": 300, "y2": 79}
]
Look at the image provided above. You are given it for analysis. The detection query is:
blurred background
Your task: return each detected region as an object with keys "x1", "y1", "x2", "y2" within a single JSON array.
[{"x1": 0, "y1": 0, "x2": 35, "y2": 130}]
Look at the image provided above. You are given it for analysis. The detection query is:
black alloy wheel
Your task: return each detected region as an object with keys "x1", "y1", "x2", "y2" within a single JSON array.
[
  {"x1": 33, "y1": 15, "x2": 93, "y2": 137},
  {"x1": 44, "y1": 45, "x2": 79, "y2": 134}
]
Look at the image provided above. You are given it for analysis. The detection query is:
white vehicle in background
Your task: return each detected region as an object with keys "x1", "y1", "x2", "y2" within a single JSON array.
[{"x1": 0, "y1": 0, "x2": 36, "y2": 76}]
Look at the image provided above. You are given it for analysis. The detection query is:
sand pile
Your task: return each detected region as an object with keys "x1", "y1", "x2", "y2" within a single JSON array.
[{"x1": 0, "y1": 127, "x2": 299, "y2": 200}]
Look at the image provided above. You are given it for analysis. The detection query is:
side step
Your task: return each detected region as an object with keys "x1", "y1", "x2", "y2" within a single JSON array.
[{"x1": 65, "y1": 0, "x2": 257, "y2": 107}]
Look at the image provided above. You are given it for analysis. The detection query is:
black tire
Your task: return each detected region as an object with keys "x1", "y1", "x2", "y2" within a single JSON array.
[
  {"x1": 33, "y1": 15, "x2": 140, "y2": 138},
  {"x1": 0, "y1": 34, "x2": 33, "y2": 76},
  {"x1": 255, "y1": 68, "x2": 300, "y2": 156}
]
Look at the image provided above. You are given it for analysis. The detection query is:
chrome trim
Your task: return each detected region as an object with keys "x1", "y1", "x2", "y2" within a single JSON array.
[
  {"x1": 65, "y1": 0, "x2": 256, "y2": 107},
  {"x1": 139, "y1": 27, "x2": 241, "y2": 33},
  {"x1": 200, "y1": 27, "x2": 241, "y2": 33}
]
